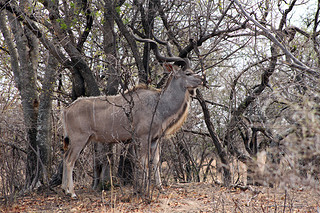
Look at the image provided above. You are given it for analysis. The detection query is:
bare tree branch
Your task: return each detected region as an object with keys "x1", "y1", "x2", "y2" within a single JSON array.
[
  {"x1": 232, "y1": 0, "x2": 319, "y2": 77},
  {"x1": 312, "y1": 0, "x2": 320, "y2": 67},
  {"x1": 76, "y1": 1, "x2": 94, "y2": 52},
  {"x1": 196, "y1": 89, "x2": 231, "y2": 186},
  {"x1": 0, "y1": 1, "x2": 73, "y2": 69},
  {"x1": 105, "y1": 0, "x2": 145, "y2": 82}
]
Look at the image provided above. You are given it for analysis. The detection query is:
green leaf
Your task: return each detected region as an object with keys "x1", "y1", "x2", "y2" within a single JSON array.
[{"x1": 115, "y1": 6, "x2": 121, "y2": 14}]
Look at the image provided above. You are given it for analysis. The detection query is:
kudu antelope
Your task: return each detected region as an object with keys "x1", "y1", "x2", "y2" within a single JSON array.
[{"x1": 61, "y1": 37, "x2": 203, "y2": 198}]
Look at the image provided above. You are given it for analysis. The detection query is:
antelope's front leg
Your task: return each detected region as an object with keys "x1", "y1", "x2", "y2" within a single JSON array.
[
  {"x1": 151, "y1": 140, "x2": 162, "y2": 190},
  {"x1": 136, "y1": 136, "x2": 150, "y2": 194},
  {"x1": 141, "y1": 149, "x2": 149, "y2": 190}
]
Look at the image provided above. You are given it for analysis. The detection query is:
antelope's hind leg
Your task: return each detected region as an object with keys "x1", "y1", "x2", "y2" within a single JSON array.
[
  {"x1": 62, "y1": 135, "x2": 90, "y2": 199},
  {"x1": 61, "y1": 153, "x2": 68, "y2": 192}
]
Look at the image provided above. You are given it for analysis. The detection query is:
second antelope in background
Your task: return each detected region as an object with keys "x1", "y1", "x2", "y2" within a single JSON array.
[{"x1": 61, "y1": 36, "x2": 204, "y2": 198}]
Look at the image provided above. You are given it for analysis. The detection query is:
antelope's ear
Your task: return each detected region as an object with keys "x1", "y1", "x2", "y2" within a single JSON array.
[{"x1": 163, "y1": 64, "x2": 174, "y2": 73}]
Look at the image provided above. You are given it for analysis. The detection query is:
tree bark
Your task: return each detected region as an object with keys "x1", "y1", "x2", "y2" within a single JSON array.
[
  {"x1": 36, "y1": 54, "x2": 58, "y2": 184},
  {"x1": 92, "y1": 0, "x2": 123, "y2": 190},
  {"x1": 1, "y1": 7, "x2": 47, "y2": 189}
]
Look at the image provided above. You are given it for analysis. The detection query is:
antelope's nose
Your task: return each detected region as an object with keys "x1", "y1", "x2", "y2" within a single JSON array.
[{"x1": 196, "y1": 74, "x2": 204, "y2": 84}]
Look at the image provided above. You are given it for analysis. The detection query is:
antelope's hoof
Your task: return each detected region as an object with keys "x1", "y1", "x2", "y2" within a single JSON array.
[
  {"x1": 65, "y1": 191, "x2": 78, "y2": 199},
  {"x1": 71, "y1": 193, "x2": 77, "y2": 199},
  {"x1": 157, "y1": 186, "x2": 165, "y2": 193}
]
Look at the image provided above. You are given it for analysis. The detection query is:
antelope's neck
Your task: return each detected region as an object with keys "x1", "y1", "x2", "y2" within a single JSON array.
[{"x1": 158, "y1": 82, "x2": 191, "y2": 137}]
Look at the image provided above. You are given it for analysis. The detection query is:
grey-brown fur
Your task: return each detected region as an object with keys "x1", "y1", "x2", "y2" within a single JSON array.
[{"x1": 61, "y1": 45, "x2": 203, "y2": 199}]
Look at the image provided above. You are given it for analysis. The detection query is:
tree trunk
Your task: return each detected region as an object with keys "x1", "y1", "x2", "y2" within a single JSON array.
[
  {"x1": 71, "y1": 70, "x2": 86, "y2": 100},
  {"x1": 10, "y1": 17, "x2": 39, "y2": 190},
  {"x1": 36, "y1": 54, "x2": 58, "y2": 184},
  {"x1": 1, "y1": 4, "x2": 58, "y2": 189},
  {"x1": 2, "y1": 8, "x2": 45, "y2": 189},
  {"x1": 92, "y1": 0, "x2": 121, "y2": 190}
]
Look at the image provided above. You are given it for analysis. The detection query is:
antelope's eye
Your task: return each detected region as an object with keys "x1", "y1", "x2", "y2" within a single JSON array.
[{"x1": 186, "y1": 72, "x2": 192, "y2": 76}]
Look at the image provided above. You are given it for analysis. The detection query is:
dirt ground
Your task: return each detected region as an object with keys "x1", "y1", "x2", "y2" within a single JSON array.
[{"x1": 1, "y1": 182, "x2": 319, "y2": 212}]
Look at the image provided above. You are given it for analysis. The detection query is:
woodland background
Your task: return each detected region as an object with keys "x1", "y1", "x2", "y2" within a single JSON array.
[{"x1": 0, "y1": 0, "x2": 320, "y2": 211}]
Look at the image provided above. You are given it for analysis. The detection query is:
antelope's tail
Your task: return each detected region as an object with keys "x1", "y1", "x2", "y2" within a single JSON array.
[
  {"x1": 63, "y1": 136, "x2": 70, "y2": 151},
  {"x1": 61, "y1": 109, "x2": 69, "y2": 151}
]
